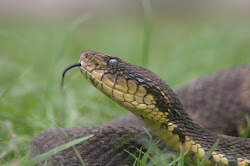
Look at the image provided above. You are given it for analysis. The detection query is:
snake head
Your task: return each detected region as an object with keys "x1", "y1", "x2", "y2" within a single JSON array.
[
  {"x1": 80, "y1": 50, "x2": 140, "y2": 91},
  {"x1": 79, "y1": 50, "x2": 156, "y2": 112},
  {"x1": 79, "y1": 50, "x2": 127, "y2": 94},
  {"x1": 79, "y1": 50, "x2": 183, "y2": 123}
]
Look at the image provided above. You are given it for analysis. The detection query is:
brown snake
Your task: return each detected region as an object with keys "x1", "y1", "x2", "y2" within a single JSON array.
[{"x1": 30, "y1": 51, "x2": 250, "y2": 166}]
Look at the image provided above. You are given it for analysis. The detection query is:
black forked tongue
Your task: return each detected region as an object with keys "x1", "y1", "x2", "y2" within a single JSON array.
[
  {"x1": 60, "y1": 63, "x2": 81, "y2": 125},
  {"x1": 61, "y1": 63, "x2": 81, "y2": 90}
]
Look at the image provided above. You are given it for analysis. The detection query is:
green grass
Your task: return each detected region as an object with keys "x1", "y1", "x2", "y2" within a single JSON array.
[
  {"x1": 132, "y1": 139, "x2": 220, "y2": 166},
  {"x1": 22, "y1": 133, "x2": 92, "y2": 166},
  {"x1": 124, "y1": 131, "x2": 219, "y2": 166},
  {"x1": 241, "y1": 116, "x2": 250, "y2": 138},
  {"x1": 52, "y1": 123, "x2": 86, "y2": 166},
  {"x1": 1, "y1": 9, "x2": 250, "y2": 165},
  {"x1": 141, "y1": 0, "x2": 152, "y2": 67}
]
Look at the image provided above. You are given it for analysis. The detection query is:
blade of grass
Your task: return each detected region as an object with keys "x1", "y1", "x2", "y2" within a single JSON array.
[
  {"x1": 167, "y1": 151, "x2": 188, "y2": 166},
  {"x1": 54, "y1": 123, "x2": 86, "y2": 166},
  {"x1": 141, "y1": 127, "x2": 170, "y2": 165},
  {"x1": 46, "y1": 14, "x2": 91, "y2": 125},
  {"x1": 124, "y1": 149, "x2": 146, "y2": 166},
  {"x1": 136, "y1": 147, "x2": 157, "y2": 165},
  {"x1": 178, "y1": 147, "x2": 184, "y2": 166},
  {"x1": 21, "y1": 150, "x2": 30, "y2": 164},
  {"x1": 133, "y1": 158, "x2": 137, "y2": 166},
  {"x1": 141, "y1": 144, "x2": 151, "y2": 164},
  {"x1": 200, "y1": 139, "x2": 220, "y2": 166},
  {"x1": 141, "y1": 138, "x2": 158, "y2": 165},
  {"x1": 22, "y1": 134, "x2": 93, "y2": 166},
  {"x1": 141, "y1": 127, "x2": 153, "y2": 164},
  {"x1": 141, "y1": 0, "x2": 152, "y2": 67},
  {"x1": 196, "y1": 146, "x2": 200, "y2": 166},
  {"x1": 241, "y1": 116, "x2": 250, "y2": 138},
  {"x1": 137, "y1": 146, "x2": 143, "y2": 166},
  {"x1": 143, "y1": 127, "x2": 153, "y2": 139},
  {"x1": 172, "y1": 157, "x2": 176, "y2": 166}
]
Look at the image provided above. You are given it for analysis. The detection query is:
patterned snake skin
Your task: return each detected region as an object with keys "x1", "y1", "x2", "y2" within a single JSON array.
[
  {"x1": 109, "y1": 65, "x2": 250, "y2": 137},
  {"x1": 30, "y1": 52, "x2": 250, "y2": 166}
]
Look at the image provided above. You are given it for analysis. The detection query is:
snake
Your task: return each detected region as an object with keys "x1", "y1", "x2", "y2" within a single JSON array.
[{"x1": 30, "y1": 51, "x2": 250, "y2": 166}]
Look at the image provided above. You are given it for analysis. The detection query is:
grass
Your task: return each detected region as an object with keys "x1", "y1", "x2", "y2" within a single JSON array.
[
  {"x1": 52, "y1": 123, "x2": 86, "y2": 166},
  {"x1": 22, "y1": 134, "x2": 92, "y2": 166},
  {"x1": 141, "y1": 0, "x2": 152, "y2": 67},
  {"x1": 0, "y1": 6, "x2": 250, "y2": 165},
  {"x1": 241, "y1": 116, "x2": 250, "y2": 138},
  {"x1": 124, "y1": 130, "x2": 220, "y2": 166}
]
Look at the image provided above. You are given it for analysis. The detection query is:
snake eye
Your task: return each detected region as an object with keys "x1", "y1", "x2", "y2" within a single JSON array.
[{"x1": 108, "y1": 59, "x2": 118, "y2": 67}]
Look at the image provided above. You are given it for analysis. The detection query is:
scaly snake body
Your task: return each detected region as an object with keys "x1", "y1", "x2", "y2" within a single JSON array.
[{"x1": 30, "y1": 51, "x2": 250, "y2": 166}]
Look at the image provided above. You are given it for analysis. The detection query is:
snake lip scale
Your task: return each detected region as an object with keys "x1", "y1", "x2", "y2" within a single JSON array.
[{"x1": 71, "y1": 50, "x2": 250, "y2": 166}]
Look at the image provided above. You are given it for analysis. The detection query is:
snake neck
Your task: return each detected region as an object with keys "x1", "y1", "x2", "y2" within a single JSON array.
[
  {"x1": 132, "y1": 86, "x2": 214, "y2": 149},
  {"x1": 126, "y1": 82, "x2": 243, "y2": 165},
  {"x1": 121, "y1": 78, "x2": 209, "y2": 150},
  {"x1": 133, "y1": 90, "x2": 250, "y2": 165}
]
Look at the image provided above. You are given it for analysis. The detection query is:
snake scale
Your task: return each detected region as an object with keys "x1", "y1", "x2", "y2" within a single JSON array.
[{"x1": 30, "y1": 51, "x2": 250, "y2": 166}]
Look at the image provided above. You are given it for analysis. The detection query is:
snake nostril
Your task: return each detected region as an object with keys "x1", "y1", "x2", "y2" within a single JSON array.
[
  {"x1": 94, "y1": 61, "x2": 99, "y2": 66},
  {"x1": 81, "y1": 51, "x2": 93, "y2": 60},
  {"x1": 85, "y1": 54, "x2": 91, "y2": 60}
]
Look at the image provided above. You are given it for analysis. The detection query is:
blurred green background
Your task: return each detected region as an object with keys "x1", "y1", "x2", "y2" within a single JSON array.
[{"x1": 0, "y1": 0, "x2": 250, "y2": 165}]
